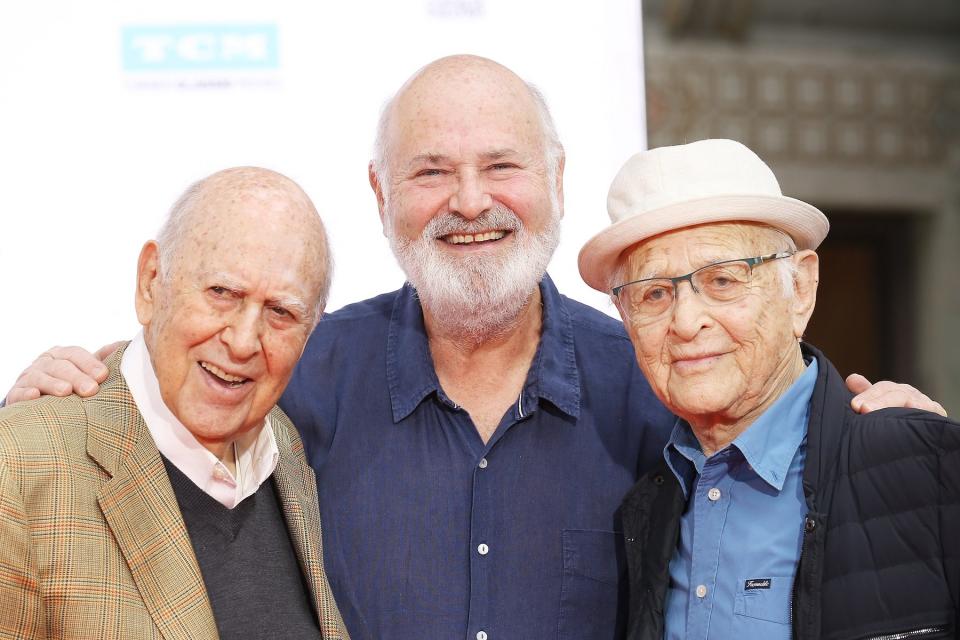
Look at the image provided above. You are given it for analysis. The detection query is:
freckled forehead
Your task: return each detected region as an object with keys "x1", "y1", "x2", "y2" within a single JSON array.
[{"x1": 173, "y1": 189, "x2": 325, "y2": 301}]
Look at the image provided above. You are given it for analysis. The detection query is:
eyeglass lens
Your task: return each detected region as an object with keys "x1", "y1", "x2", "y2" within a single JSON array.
[{"x1": 618, "y1": 262, "x2": 754, "y2": 324}]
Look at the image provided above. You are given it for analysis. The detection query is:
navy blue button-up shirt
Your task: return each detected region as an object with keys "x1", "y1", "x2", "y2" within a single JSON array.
[{"x1": 280, "y1": 275, "x2": 674, "y2": 640}]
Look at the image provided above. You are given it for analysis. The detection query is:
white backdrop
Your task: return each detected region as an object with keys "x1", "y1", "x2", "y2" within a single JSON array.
[{"x1": 0, "y1": 0, "x2": 646, "y2": 393}]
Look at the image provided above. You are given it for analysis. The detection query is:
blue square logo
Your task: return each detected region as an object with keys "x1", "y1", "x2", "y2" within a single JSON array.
[{"x1": 122, "y1": 24, "x2": 279, "y2": 71}]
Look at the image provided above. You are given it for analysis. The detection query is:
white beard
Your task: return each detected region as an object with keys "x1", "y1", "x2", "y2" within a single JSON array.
[{"x1": 386, "y1": 203, "x2": 561, "y2": 341}]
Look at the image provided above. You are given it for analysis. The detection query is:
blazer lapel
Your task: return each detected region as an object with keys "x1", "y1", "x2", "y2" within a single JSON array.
[
  {"x1": 271, "y1": 418, "x2": 348, "y2": 639},
  {"x1": 272, "y1": 430, "x2": 324, "y2": 613},
  {"x1": 87, "y1": 349, "x2": 219, "y2": 640}
]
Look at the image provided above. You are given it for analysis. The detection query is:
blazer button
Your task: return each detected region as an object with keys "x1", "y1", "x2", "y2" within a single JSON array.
[
  {"x1": 804, "y1": 517, "x2": 816, "y2": 533},
  {"x1": 653, "y1": 475, "x2": 665, "y2": 486}
]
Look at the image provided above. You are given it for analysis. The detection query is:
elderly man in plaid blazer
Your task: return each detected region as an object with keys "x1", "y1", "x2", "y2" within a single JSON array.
[{"x1": 0, "y1": 168, "x2": 349, "y2": 639}]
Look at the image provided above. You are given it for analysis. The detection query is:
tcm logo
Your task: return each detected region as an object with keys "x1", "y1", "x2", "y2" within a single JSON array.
[{"x1": 122, "y1": 25, "x2": 279, "y2": 71}]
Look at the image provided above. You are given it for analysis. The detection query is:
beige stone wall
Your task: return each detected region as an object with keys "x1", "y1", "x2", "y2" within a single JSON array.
[{"x1": 643, "y1": 26, "x2": 960, "y2": 414}]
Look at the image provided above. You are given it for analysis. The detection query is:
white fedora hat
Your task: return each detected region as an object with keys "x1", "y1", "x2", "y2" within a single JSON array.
[{"x1": 578, "y1": 139, "x2": 829, "y2": 292}]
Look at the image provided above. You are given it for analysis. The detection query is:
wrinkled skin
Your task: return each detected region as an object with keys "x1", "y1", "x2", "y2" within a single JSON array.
[{"x1": 619, "y1": 223, "x2": 812, "y2": 453}]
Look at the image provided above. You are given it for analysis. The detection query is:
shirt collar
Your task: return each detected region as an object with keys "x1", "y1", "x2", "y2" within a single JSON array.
[
  {"x1": 385, "y1": 274, "x2": 581, "y2": 423},
  {"x1": 734, "y1": 358, "x2": 817, "y2": 491},
  {"x1": 120, "y1": 332, "x2": 279, "y2": 508},
  {"x1": 664, "y1": 357, "x2": 818, "y2": 495},
  {"x1": 664, "y1": 419, "x2": 701, "y2": 499}
]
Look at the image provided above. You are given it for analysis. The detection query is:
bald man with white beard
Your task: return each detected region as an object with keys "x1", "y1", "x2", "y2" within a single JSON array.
[{"x1": 283, "y1": 56, "x2": 668, "y2": 639}]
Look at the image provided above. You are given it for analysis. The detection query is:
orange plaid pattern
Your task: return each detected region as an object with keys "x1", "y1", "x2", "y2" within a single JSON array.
[{"x1": 0, "y1": 346, "x2": 349, "y2": 639}]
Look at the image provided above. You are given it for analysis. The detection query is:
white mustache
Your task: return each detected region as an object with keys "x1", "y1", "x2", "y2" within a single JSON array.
[{"x1": 423, "y1": 205, "x2": 522, "y2": 239}]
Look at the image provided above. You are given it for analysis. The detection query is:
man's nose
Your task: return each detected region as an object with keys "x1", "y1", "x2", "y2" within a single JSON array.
[
  {"x1": 448, "y1": 169, "x2": 493, "y2": 220},
  {"x1": 670, "y1": 280, "x2": 711, "y2": 340},
  {"x1": 222, "y1": 305, "x2": 264, "y2": 360}
]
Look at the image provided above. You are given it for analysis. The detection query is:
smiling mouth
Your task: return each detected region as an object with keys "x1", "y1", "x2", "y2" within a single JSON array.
[
  {"x1": 675, "y1": 353, "x2": 722, "y2": 363},
  {"x1": 670, "y1": 351, "x2": 730, "y2": 372},
  {"x1": 441, "y1": 230, "x2": 510, "y2": 245},
  {"x1": 199, "y1": 361, "x2": 250, "y2": 388}
]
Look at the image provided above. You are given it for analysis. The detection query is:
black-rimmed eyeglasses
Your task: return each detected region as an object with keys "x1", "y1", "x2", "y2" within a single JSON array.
[{"x1": 612, "y1": 251, "x2": 795, "y2": 326}]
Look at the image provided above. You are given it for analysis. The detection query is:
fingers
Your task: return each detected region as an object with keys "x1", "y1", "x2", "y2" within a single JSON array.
[
  {"x1": 844, "y1": 373, "x2": 872, "y2": 395},
  {"x1": 850, "y1": 379, "x2": 948, "y2": 417},
  {"x1": 5, "y1": 386, "x2": 41, "y2": 405},
  {"x1": 850, "y1": 382, "x2": 907, "y2": 414},
  {"x1": 923, "y1": 401, "x2": 948, "y2": 417},
  {"x1": 44, "y1": 346, "x2": 109, "y2": 383},
  {"x1": 4, "y1": 347, "x2": 105, "y2": 406},
  {"x1": 93, "y1": 341, "x2": 123, "y2": 364}
]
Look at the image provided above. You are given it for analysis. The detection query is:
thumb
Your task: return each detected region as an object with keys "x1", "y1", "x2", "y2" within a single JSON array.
[
  {"x1": 93, "y1": 341, "x2": 123, "y2": 363},
  {"x1": 845, "y1": 373, "x2": 872, "y2": 395},
  {"x1": 91, "y1": 341, "x2": 124, "y2": 381}
]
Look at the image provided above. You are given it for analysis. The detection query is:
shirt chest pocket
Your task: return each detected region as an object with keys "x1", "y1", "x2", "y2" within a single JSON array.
[
  {"x1": 558, "y1": 529, "x2": 626, "y2": 640},
  {"x1": 734, "y1": 574, "x2": 793, "y2": 624}
]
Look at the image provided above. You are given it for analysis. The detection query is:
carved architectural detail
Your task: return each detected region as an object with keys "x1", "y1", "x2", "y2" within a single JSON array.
[{"x1": 646, "y1": 51, "x2": 959, "y2": 168}]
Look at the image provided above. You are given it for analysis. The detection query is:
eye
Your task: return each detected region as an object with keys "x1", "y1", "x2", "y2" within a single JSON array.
[
  {"x1": 270, "y1": 305, "x2": 291, "y2": 318},
  {"x1": 415, "y1": 168, "x2": 444, "y2": 178},
  {"x1": 701, "y1": 266, "x2": 747, "y2": 288},
  {"x1": 707, "y1": 275, "x2": 734, "y2": 288},
  {"x1": 643, "y1": 285, "x2": 672, "y2": 303},
  {"x1": 207, "y1": 285, "x2": 243, "y2": 305},
  {"x1": 489, "y1": 162, "x2": 518, "y2": 171},
  {"x1": 697, "y1": 264, "x2": 752, "y2": 302}
]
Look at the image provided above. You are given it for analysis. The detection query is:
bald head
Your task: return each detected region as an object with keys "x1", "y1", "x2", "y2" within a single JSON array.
[
  {"x1": 157, "y1": 166, "x2": 332, "y2": 314},
  {"x1": 372, "y1": 55, "x2": 563, "y2": 189},
  {"x1": 135, "y1": 167, "x2": 332, "y2": 453}
]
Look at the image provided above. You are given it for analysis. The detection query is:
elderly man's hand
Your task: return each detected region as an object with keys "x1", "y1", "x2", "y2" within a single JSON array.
[
  {"x1": 846, "y1": 373, "x2": 947, "y2": 417},
  {"x1": 4, "y1": 344, "x2": 119, "y2": 405}
]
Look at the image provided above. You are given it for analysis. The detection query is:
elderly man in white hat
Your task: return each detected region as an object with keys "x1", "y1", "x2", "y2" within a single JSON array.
[{"x1": 579, "y1": 139, "x2": 960, "y2": 640}]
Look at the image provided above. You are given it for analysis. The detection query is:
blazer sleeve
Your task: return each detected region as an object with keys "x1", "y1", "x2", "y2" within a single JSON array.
[{"x1": 0, "y1": 457, "x2": 45, "y2": 639}]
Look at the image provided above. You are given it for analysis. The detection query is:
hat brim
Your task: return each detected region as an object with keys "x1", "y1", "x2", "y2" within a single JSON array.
[{"x1": 577, "y1": 193, "x2": 829, "y2": 292}]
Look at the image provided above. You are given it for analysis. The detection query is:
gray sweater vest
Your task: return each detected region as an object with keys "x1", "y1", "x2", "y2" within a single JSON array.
[{"x1": 162, "y1": 457, "x2": 321, "y2": 639}]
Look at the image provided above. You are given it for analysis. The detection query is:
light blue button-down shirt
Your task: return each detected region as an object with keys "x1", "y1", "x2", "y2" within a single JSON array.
[{"x1": 663, "y1": 359, "x2": 818, "y2": 640}]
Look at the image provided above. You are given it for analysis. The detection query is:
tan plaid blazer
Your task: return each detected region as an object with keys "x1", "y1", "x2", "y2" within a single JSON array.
[{"x1": 0, "y1": 346, "x2": 349, "y2": 640}]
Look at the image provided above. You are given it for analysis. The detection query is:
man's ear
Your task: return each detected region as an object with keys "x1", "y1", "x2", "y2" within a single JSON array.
[
  {"x1": 791, "y1": 250, "x2": 820, "y2": 338},
  {"x1": 369, "y1": 162, "x2": 387, "y2": 228},
  {"x1": 135, "y1": 241, "x2": 161, "y2": 327}
]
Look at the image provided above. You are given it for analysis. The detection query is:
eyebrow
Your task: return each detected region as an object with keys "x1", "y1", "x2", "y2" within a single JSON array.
[
  {"x1": 632, "y1": 255, "x2": 748, "y2": 281},
  {"x1": 407, "y1": 148, "x2": 521, "y2": 166},
  {"x1": 409, "y1": 153, "x2": 448, "y2": 165},
  {"x1": 206, "y1": 273, "x2": 247, "y2": 292},
  {"x1": 268, "y1": 295, "x2": 310, "y2": 319},
  {"x1": 206, "y1": 272, "x2": 311, "y2": 318},
  {"x1": 480, "y1": 148, "x2": 520, "y2": 160}
]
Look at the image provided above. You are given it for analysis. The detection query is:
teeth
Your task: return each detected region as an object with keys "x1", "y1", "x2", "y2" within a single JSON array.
[
  {"x1": 200, "y1": 361, "x2": 247, "y2": 384},
  {"x1": 445, "y1": 230, "x2": 507, "y2": 245}
]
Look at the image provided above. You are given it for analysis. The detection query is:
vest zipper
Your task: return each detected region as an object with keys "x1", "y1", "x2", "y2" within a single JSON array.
[{"x1": 861, "y1": 626, "x2": 950, "y2": 640}]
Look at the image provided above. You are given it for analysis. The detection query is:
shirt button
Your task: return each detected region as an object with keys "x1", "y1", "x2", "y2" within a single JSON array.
[
  {"x1": 707, "y1": 487, "x2": 721, "y2": 501},
  {"x1": 478, "y1": 458, "x2": 488, "y2": 469},
  {"x1": 477, "y1": 543, "x2": 489, "y2": 555},
  {"x1": 476, "y1": 632, "x2": 488, "y2": 640},
  {"x1": 696, "y1": 584, "x2": 707, "y2": 598},
  {"x1": 212, "y1": 466, "x2": 228, "y2": 481}
]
